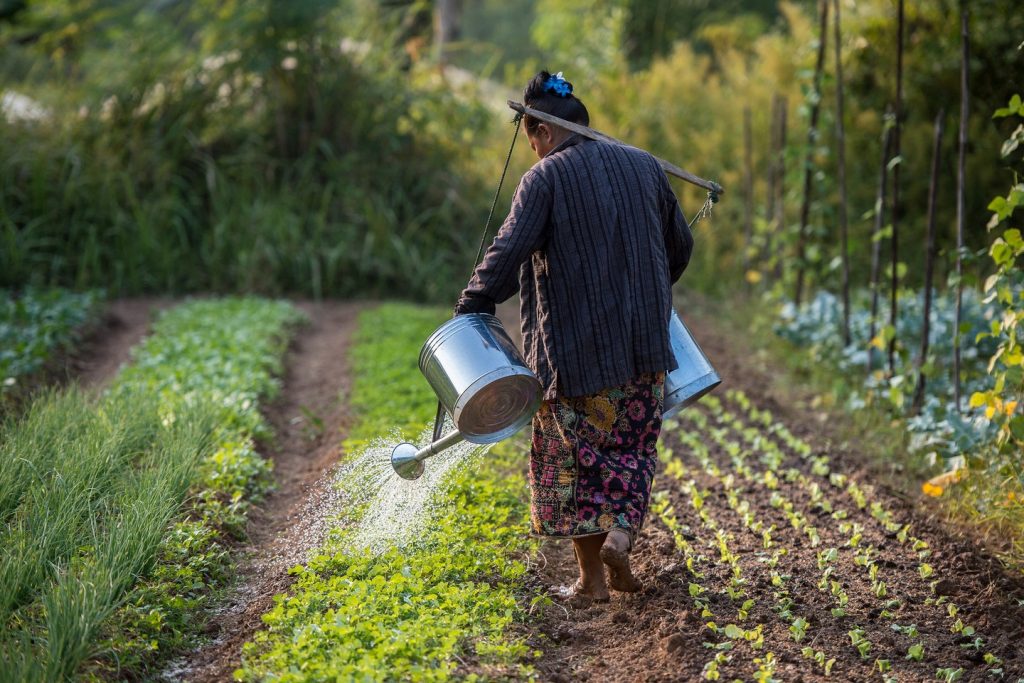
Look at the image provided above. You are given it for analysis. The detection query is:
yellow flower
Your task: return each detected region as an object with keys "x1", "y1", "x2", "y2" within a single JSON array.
[
  {"x1": 921, "y1": 469, "x2": 964, "y2": 497},
  {"x1": 745, "y1": 270, "x2": 762, "y2": 284}
]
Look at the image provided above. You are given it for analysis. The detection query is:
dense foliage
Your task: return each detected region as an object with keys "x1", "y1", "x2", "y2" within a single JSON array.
[
  {"x1": 1, "y1": 1, "x2": 493, "y2": 299},
  {"x1": 237, "y1": 304, "x2": 538, "y2": 681},
  {"x1": 0, "y1": 298, "x2": 301, "y2": 681},
  {"x1": 774, "y1": 289, "x2": 1000, "y2": 460},
  {"x1": 0, "y1": 288, "x2": 102, "y2": 400},
  {"x1": 773, "y1": 93, "x2": 1022, "y2": 545}
]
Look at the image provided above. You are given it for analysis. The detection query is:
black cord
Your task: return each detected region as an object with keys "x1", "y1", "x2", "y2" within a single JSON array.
[{"x1": 471, "y1": 113, "x2": 523, "y2": 277}]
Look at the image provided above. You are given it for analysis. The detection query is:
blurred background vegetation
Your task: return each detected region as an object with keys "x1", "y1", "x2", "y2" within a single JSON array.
[{"x1": 2, "y1": 0, "x2": 1020, "y2": 301}]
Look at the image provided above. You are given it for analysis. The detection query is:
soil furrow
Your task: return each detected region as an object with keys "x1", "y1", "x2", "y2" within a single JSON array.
[
  {"x1": 524, "y1": 309, "x2": 1024, "y2": 681},
  {"x1": 74, "y1": 298, "x2": 172, "y2": 391},
  {"x1": 181, "y1": 302, "x2": 360, "y2": 682}
]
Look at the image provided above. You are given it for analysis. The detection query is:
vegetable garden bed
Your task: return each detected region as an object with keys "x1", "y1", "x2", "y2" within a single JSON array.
[
  {"x1": 236, "y1": 303, "x2": 539, "y2": 682},
  {"x1": 0, "y1": 297, "x2": 302, "y2": 681}
]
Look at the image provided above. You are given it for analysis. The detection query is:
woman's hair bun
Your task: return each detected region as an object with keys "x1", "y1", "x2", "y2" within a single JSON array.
[
  {"x1": 523, "y1": 70, "x2": 589, "y2": 129},
  {"x1": 543, "y1": 71, "x2": 573, "y2": 97}
]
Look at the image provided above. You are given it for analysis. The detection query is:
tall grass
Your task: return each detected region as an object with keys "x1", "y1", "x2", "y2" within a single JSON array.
[
  {"x1": 0, "y1": 392, "x2": 161, "y2": 624},
  {"x1": 0, "y1": 2, "x2": 495, "y2": 302}
]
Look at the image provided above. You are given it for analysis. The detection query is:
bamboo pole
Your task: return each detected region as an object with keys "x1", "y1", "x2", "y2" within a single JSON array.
[
  {"x1": 953, "y1": 4, "x2": 970, "y2": 412},
  {"x1": 833, "y1": 0, "x2": 851, "y2": 346},
  {"x1": 507, "y1": 101, "x2": 724, "y2": 195},
  {"x1": 794, "y1": 0, "x2": 829, "y2": 307},
  {"x1": 775, "y1": 97, "x2": 788, "y2": 283},
  {"x1": 868, "y1": 116, "x2": 894, "y2": 375},
  {"x1": 743, "y1": 105, "x2": 755, "y2": 287},
  {"x1": 912, "y1": 109, "x2": 946, "y2": 414},
  {"x1": 766, "y1": 94, "x2": 780, "y2": 275},
  {"x1": 888, "y1": 0, "x2": 905, "y2": 377}
]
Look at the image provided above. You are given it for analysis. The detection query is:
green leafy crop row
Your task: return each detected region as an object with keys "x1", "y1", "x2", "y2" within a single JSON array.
[
  {"x1": 236, "y1": 304, "x2": 538, "y2": 682},
  {"x1": 0, "y1": 288, "x2": 103, "y2": 401},
  {"x1": 0, "y1": 297, "x2": 302, "y2": 682}
]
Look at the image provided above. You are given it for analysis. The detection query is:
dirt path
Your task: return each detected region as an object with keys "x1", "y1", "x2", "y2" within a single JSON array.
[
  {"x1": 522, "y1": 307, "x2": 1024, "y2": 682},
  {"x1": 73, "y1": 298, "x2": 172, "y2": 390},
  {"x1": 183, "y1": 302, "x2": 361, "y2": 682}
]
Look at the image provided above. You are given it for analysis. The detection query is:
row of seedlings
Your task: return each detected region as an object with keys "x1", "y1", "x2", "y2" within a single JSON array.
[
  {"x1": 234, "y1": 304, "x2": 541, "y2": 682},
  {"x1": 721, "y1": 389, "x2": 1009, "y2": 678},
  {"x1": 663, "y1": 422, "x2": 842, "y2": 679},
  {"x1": 654, "y1": 442, "x2": 780, "y2": 680},
  {"x1": 682, "y1": 390, "x2": 1006, "y2": 680}
]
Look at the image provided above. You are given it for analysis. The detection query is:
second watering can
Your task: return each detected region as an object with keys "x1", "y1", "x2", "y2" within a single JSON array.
[{"x1": 663, "y1": 310, "x2": 721, "y2": 417}]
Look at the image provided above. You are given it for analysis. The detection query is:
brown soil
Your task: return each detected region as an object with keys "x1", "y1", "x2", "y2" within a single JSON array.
[
  {"x1": 73, "y1": 298, "x2": 172, "y2": 390},
  {"x1": 521, "y1": 306, "x2": 1024, "y2": 682},
  {"x1": 183, "y1": 301, "x2": 361, "y2": 682}
]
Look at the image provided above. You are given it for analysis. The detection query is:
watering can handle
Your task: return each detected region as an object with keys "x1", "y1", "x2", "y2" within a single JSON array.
[{"x1": 431, "y1": 401, "x2": 447, "y2": 443}]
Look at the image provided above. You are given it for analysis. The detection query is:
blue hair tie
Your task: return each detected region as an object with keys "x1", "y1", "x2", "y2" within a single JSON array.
[{"x1": 543, "y1": 71, "x2": 573, "y2": 98}]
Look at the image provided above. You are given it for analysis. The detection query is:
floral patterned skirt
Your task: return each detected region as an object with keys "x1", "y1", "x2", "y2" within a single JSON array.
[{"x1": 529, "y1": 371, "x2": 665, "y2": 543}]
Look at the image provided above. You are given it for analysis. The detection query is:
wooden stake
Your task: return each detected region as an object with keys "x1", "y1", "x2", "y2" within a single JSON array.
[
  {"x1": 868, "y1": 115, "x2": 894, "y2": 375},
  {"x1": 743, "y1": 106, "x2": 755, "y2": 287},
  {"x1": 775, "y1": 97, "x2": 788, "y2": 283},
  {"x1": 953, "y1": 4, "x2": 970, "y2": 412},
  {"x1": 912, "y1": 109, "x2": 946, "y2": 414},
  {"x1": 794, "y1": 0, "x2": 829, "y2": 307},
  {"x1": 888, "y1": 0, "x2": 905, "y2": 377},
  {"x1": 833, "y1": 0, "x2": 851, "y2": 346},
  {"x1": 766, "y1": 94, "x2": 780, "y2": 275}
]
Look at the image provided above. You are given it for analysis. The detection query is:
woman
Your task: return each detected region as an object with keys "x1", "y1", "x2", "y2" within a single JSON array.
[{"x1": 455, "y1": 71, "x2": 694, "y2": 604}]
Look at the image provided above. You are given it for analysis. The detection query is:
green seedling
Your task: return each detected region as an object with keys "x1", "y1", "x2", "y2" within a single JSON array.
[
  {"x1": 789, "y1": 617, "x2": 809, "y2": 643},
  {"x1": 848, "y1": 628, "x2": 871, "y2": 659},
  {"x1": 753, "y1": 652, "x2": 779, "y2": 683},
  {"x1": 801, "y1": 647, "x2": 836, "y2": 676},
  {"x1": 907, "y1": 643, "x2": 925, "y2": 661},
  {"x1": 935, "y1": 668, "x2": 964, "y2": 682},
  {"x1": 891, "y1": 623, "x2": 920, "y2": 638}
]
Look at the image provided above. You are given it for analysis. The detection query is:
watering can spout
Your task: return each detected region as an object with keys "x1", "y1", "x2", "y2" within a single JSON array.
[{"x1": 390, "y1": 430, "x2": 466, "y2": 480}]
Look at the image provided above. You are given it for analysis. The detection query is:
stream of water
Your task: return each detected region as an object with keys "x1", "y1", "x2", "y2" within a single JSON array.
[{"x1": 324, "y1": 422, "x2": 493, "y2": 555}]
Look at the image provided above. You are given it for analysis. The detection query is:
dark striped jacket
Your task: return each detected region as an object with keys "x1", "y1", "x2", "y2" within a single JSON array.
[{"x1": 456, "y1": 134, "x2": 694, "y2": 399}]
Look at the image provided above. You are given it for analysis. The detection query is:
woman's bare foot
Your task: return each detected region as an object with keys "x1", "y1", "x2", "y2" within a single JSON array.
[
  {"x1": 600, "y1": 529, "x2": 643, "y2": 592},
  {"x1": 552, "y1": 579, "x2": 610, "y2": 607}
]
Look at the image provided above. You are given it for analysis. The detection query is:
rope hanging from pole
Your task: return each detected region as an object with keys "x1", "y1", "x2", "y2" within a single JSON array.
[{"x1": 471, "y1": 113, "x2": 523, "y2": 275}]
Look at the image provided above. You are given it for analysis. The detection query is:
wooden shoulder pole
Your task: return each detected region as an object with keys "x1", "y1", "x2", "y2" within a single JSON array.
[{"x1": 507, "y1": 100, "x2": 724, "y2": 196}]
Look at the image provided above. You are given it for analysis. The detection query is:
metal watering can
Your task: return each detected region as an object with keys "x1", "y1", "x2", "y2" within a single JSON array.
[
  {"x1": 663, "y1": 310, "x2": 721, "y2": 417},
  {"x1": 391, "y1": 314, "x2": 542, "y2": 479},
  {"x1": 390, "y1": 310, "x2": 721, "y2": 479}
]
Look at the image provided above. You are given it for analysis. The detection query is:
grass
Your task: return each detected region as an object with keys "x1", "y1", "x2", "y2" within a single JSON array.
[
  {"x1": 236, "y1": 303, "x2": 539, "y2": 682},
  {"x1": 0, "y1": 297, "x2": 303, "y2": 681}
]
